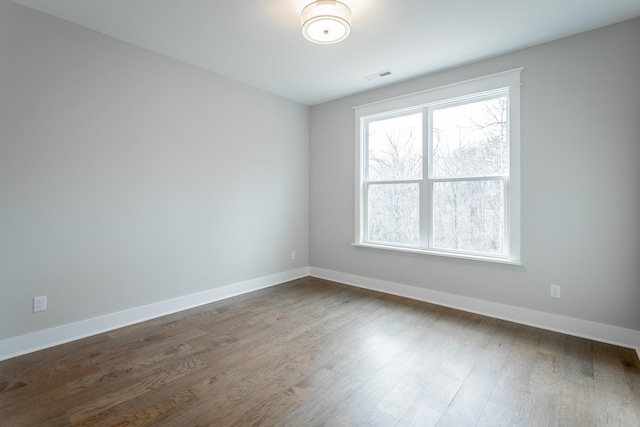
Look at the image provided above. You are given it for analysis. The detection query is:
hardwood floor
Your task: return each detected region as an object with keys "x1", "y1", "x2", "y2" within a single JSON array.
[{"x1": 1, "y1": 277, "x2": 639, "y2": 426}]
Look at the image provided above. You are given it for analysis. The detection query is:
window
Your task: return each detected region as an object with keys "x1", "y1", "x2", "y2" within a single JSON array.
[{"x1": 354, "y1": 69, "x2": 521, "y2": 264}]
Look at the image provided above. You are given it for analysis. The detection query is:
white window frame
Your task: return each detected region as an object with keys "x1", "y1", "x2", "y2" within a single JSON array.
[{"x1": 353, "y1": 69, "x2": 522, "y2": 265}]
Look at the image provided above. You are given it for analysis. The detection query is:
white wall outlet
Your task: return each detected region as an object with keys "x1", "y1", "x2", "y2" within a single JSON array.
[
  {"x1": 291, "y1": 251, "x2": 296, "y2": 260},
  {"x1": 550, "y1": 284, "x2": 561, "y2": 299},
  {"x1": 33, "y1": 295, "x2": 47, "y2": 312}
]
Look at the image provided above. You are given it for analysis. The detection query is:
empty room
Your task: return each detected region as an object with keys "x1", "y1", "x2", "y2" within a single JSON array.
[{"x1": 1, "y1": 0, "x2": 640, "y2": 425}]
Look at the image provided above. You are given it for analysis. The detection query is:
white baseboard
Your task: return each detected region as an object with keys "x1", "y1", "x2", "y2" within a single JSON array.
[
  {"x1": 3, "y1": 266, "x2": 639, "y2": 363},
  {"x1": 0, "y1": 267, "x2": 310, "y2": 362},
  {"x1": 309, "y1": 267, "x2": 640, "y2": 360}
]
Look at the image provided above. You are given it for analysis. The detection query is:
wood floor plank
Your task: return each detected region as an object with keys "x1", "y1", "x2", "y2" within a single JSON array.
[
  {"x1": 178, "y1": 361, "x2": 306, "y2": 426},
  {"x1": 322, "y1": 378, "x2": 394, "y2": 426},
  {"x1": 484, "y1": 325, "x2": 542, "y2": 415},
  {"x1": 227, "y1": 391, "x2": 300, "y2": 427},
  {"x1": 69, "y1": 400, "x2": 137, "y2": 427},
  {"x1": 375, "y1": 376, "x2": 422, "y2": 419},
  {"x1": 124, "y1": 337, "x2": 243, "y2": 411},
  {"x1": 66, "y1": 356, "x2": 207, "y2": 424},
  {"x1": 114, "y1": 390, "x2": 199, "y2": 427},
  {"x1": 557, "y1": 336, "x2": 597, "y2": 426},
  {"x1": 517, "y1": 352, "x2": 562, "y2": 426},
  {"x1": 397, "y1": 402, "x2": 442, "y2": 427},
  {"x1": 1, "y1": 277, "x2": 639, "y2": 426},
  {"x1": 592, "y1": 342, "x2": 640, "y2": 426},
  {"x1": 354, "y1": 407, "x2": 398, "y2": 427},
  {"x1": 414, "y1": 372, "x2": 463, "y2": 413},
  {"x1": 476, "y1": 400, "x2": 520, "y2": 426},
  {"x1": 619, "y1": 347, "x2": 640, "y2": 408},
  {"x1": 0, "y1": 382, "x2": 74, "y2": 421},
  {"x1": 276, "y1": 357, "x2": 382, "y2": 426},
  {"x1": 2, "y1": 410, "x2": 71, "y2": 427},
  {"x1": 435, "y1": 381, "x2": 492, "y2": 427},
  {"x1": 285, "y1": 367, "x2": 337, "y2": 404},
  {"x1": 463, "y1": 321, "x2": 520, "y2": 390}
]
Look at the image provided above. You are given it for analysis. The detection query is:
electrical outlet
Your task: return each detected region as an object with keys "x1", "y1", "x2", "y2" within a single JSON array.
[
  {"x1": 33, "y1": 295, "x2": 47, "y2": 312},
  {"x1": 291, "y1": 251, "x2": 296, "y2": 260},
  {"x1": 550, "y1": 284, "x2": 561, "y2": 299}
]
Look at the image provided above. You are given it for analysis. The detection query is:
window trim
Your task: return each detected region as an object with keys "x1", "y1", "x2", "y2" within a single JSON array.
[{"x1": 353, "y1": 68, "x2": 522, "y2": 264}]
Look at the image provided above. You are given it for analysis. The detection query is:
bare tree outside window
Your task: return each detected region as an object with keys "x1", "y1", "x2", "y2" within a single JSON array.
[
  {"x1": 431, "y1": 97, "x2": 507, "y2": 254},
  {"x1": 368, "y1": 113, "x2": 422, "y2": 181},
  {"x1": 364, "y1": 96, "x2": 508, "y2": 254},
  {"x1": 432, "y1": 97, "x2": 507, "y2": 178},
  {"x1": 366, "y1": 113, "x2": 422, "y2": 245}
]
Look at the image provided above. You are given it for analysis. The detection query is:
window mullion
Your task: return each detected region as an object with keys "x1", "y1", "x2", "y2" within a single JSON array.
[
  {"x1": 367, "y1": 179, "x2": 422, "y2": 185},
  {"x1": 424, "y1": 106, "x2": 432, "y2": 250},
  {"x1": 363, "y1": 181, "x2": 369, "y2": 241},
  {"x1": 503, "y1": 177, "x2": 510, "y2": 259}
]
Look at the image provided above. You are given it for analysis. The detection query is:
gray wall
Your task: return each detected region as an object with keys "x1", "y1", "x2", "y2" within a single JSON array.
[
  {"x1": 0, "y1": 1, "x2": 309, "y2": 340},
  {"x1": 1, "y1": 0, "x2": 638, "y2": 344},
  {"x1": 310, "y1": 19, "x2": 640, "y2": 330}
]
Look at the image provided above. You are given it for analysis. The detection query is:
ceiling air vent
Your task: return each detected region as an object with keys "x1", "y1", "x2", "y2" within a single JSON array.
[{"x1": 365, "y1": 70, "x2": 392, "y2": 81}]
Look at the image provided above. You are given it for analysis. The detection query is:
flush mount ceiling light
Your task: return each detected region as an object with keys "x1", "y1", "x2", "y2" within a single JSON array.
[{"x1": 301, "y1": 0, "x2": 352, "y2": 45}]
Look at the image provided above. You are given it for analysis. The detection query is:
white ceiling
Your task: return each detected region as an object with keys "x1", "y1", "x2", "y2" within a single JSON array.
[{"x1": 12, "y1": 0, "x2": 640, "y2": 106}]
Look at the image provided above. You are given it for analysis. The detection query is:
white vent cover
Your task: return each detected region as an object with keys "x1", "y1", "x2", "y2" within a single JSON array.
[{"x1": 365, "y1": 70, "x2": 392, "y2": 81}]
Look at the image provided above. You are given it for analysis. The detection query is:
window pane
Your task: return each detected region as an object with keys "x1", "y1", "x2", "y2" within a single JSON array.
[
  {"x1": 368, "y1": 183, "x2": 420, "y2": 245},
  {"x1": 432, "y1": 97, "x2": 507, "y2": 178},
  {"x1": 368, "y1": 113, "x2": 422, "y2": 181},
  {"x1": 432, "y1": 180, "x2": 504, "y2": 254}
]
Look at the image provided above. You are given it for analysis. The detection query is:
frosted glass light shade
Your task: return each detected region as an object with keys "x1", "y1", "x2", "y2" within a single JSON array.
[{"x1": 301, "y1": 1, "x2": 351, "y2": 44}]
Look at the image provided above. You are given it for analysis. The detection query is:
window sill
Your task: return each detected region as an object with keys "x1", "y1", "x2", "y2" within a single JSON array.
[{"x1": 351, "y1": 242, "x2": 522, "y2": 266}]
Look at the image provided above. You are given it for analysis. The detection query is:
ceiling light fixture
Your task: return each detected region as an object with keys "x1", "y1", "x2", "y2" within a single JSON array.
[{"x1": 301, "y1": 0, "x2": 352, "y2": 45}]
